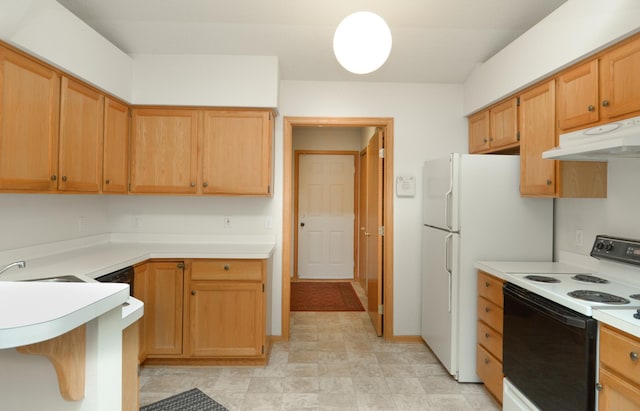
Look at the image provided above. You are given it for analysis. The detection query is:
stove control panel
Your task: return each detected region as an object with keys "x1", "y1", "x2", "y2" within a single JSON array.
[{"x1": 591, "y1": 235, "x2": 640, "y2": 266}]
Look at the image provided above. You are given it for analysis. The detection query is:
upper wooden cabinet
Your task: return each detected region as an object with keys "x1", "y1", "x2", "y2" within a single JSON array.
[
  {"x1": 130, "y1": 108, "x2": 199, "y2": 194},
  {"x1": 58, "y1": 77, "x2": 104, "y2": 192},
  {"x1": 0, "y1": 46, "x2": 60, "y2": 191},
  {"x1": 600, "y1": 35, "x2": 640, "y2": 120},
  {"x1": 201, "y1": 110, "x2": 273, "y2": 195},
  {"x1": 103, "y1": 98, "x2": 129, "y2": 194},
  {"x1": 468, "y1": 98, "x2": 519, "y2": 154},
  {"x1": 558, "y1": 34, "x2": 640, "y2": 131},
  {"x1": 557, "y1": 59, "x2": 599, "y2": 130}
]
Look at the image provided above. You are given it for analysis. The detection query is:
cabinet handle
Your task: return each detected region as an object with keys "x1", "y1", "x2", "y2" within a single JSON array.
[
  {"x1": 483, "y1": 138, "x2": 488, "y2": 143},
  {"x1": 191, "y1": 290, "x2": 196, "y2": 296},
  {"x1": 602, "y1": 100, "x2": 610, "y2": 107},
  {"x1": 61, "y1": 175, "x2": 67, "y2": 182},
  {"x1": 484, "y1": 307, "x2": 490, "y2": 313},
  {"x1": 546, "y1": 179, "x2": 552, "y2": 186},
  {"x1": 485, "y1": 332, "x2": 490, "y2": 338},
  {"x1": 485, "y1": 281, "x2": 490, "y2": 287},
  {"x1": 105, "y1": 179, "x2": 110, "y2": 185},
  {"x1": 203, "y1": 182, "x2": 208, "y2": 188},
  {"x1": 630, "y1": 351, "x2": 639, "y2": 361},
  {"x1": 588, "y1": 105, "x2": 595, "y2": 112},
  {"x1": 177, "y1": 262, "x2": 185, "y2": 269},
  {"x1": 51, "y1": 175, "x2": 57, "y2": 181},
  {"x1": 224, "y1": 264, "x2": 230, "y2": 271},
  {"x1": 190, "y1": 182, "x2": 196, "y2": 187}
]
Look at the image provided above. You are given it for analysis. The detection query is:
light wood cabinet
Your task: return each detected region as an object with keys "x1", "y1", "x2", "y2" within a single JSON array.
[
  {"x1": 58, "y1": 77, "x2": 104, "y2": 192},
  {"x1": 519, "y1": 79, "x2": 607, "y2": 198},
  {"x1": 468, "y1": 99, "x2": 519, "y2": 154},
  {"x1": 188, "y1": 259, "x2": 266, "y2": 359},
  {"x1": 122, "y1": 321, "x2": 140, "y2": 411},
  {"x1": 201, "y1": 109, "x2": 273, "y2": 195},
  {"x1": 103, "y1": 97, "x2": 129, "y2": 193},
  {"x1": 133, "y1": 263, "x2": 148, "y2": 363},
  {"x1": 0, "y1": 46, "x2": 60, "y2": 191},
  {"x1": 557, "y1": 59, "x2": 599, "y2": 130},
  {"x1": 600, "y1": 35, "x2": 640, "y2": 120},
  {"x1": 144, "y1": 261, "x2": 185, "y2": 356},
  {"x1": 476, "y1": 270, "x2": 504, "y2": 404},
  {"x1": 598, "y1": 324, "x2": 640, "y2": 410},
  {"x1": 130, "y1": 108, "x2": 199, "y2": 194}
]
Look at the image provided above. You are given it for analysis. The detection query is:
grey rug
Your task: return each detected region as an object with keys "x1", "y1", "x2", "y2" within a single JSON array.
[{"x1": 140, "y1": 388, "x2": 228, "y2": 411}]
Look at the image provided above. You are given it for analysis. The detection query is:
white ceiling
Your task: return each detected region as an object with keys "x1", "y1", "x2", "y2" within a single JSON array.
[{"x1": 56, "y1": 0, "x2": 567, "y2": 84}]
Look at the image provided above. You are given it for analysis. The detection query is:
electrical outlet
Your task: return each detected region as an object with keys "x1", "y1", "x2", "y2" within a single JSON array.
[
  {"x1": 575, "y1": 229, "x2": 584, "y2": 247},
  {"x1": 224, "y1": 216, "x2": 232, "y2": 228}
]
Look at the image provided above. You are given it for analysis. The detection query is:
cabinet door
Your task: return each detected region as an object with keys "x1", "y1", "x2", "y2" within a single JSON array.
[
  {"x1": 189, "y1": 281, "x2": 264, "y2": 357},
  {"x1": 130, "y1": 109, "x2": 198, "y2": 194},
  {"x1": 201, "y1": 110, "x2": 273, "y2": 195},
  {"x1": 133, "y1": 263, "x2": 148, "y2": 363},
  {"x1": 600, "y1": 35, "x2": 640, "y2": 119},
  {"x1": 59, "y1": 77, "x2": 104, "y2": 192},
  {"x1": 519, "y1": 80, "x2": 556, "y2": 197},
  {"x1": 145, "y1": 261, "x2": 184, "y2": 356},
  {"x1": 103, "y1": 98, "x2": 129, "y2": 193},
  {"x1": 489, "y1": 97, "x2": 518, "y2": 150},
  {"x1": 468, "y1": 110, "x2": 490, "y2": 153},
  {"x1": 0, "y1": 47, "x2": 60, "y2": 191},
  {"x1": 557, "y1": 59, "x2": 599, "y2": 130},
  {"x1": 598, "y1": 367, "x2": 640, "y2": 411}
]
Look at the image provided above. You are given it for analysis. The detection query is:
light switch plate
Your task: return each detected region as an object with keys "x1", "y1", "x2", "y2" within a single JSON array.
[{"x1": 396, "y1": 175, "x2": 415, "y2": 197}]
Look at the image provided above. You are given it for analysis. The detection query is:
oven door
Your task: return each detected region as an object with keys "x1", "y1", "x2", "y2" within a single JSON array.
[{"x1": 503, "y1": 283, "x2": 597, "y2": 411}]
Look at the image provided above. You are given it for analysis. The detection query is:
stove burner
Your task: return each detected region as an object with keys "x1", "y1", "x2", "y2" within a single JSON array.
[
  {"x1": 568, "y1": 290, "x2": 630, "y2": 304},
  {"x1": 630, "y1": 294, "x2": 640, "y2": 301},
  {"x1": 572, "y1": 274, "x2": 609, "y2": 284},
  {"x1": 525, "y1": 275, "x2": 560, "y2": 283}
]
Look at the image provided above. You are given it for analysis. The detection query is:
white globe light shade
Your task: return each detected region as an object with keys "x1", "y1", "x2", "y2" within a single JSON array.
[{"x1": 333, "y1": 11, "x2": 392, "y2": 74}]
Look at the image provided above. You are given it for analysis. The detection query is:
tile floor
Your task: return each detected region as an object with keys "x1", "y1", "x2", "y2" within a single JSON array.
[{"x1": 139, "y1": 282, "x2": 501, "y2": 410}]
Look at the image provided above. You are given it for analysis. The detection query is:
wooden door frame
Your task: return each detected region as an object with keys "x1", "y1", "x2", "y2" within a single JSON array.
[
  {"x1": 282, "y1": 116, "x2": 394, "y2": 341},
  {"x1": 293, "y1": 150, "x2": 359, "y2": 280}
]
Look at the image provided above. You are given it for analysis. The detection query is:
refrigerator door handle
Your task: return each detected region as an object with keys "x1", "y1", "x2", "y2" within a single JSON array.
[
  {"x1": 444, "y1": 232, "x2": 453, "y2": 312},
  {"x1": 445, "y1": 156, "x2": 454, "y2": 230}
]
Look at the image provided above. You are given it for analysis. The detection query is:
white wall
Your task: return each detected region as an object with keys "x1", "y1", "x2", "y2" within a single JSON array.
[
  {"x1": 278, "y1": 80, "x2": 467, "y2": 336},
  {"x1": 0, "y1": 194, "x2": 109, "y2": 251},
  {"x1": 131, "y1": 54, "x2": 279, "y2": 107},
  {"x1": 464, "y1": 0, "x2": 640, "y2": 114}
]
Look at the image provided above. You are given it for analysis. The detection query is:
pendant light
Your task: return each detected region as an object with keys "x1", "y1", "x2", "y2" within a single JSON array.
[{"x1": 333, "y1": 11, "x2": 392, "y2": 74}]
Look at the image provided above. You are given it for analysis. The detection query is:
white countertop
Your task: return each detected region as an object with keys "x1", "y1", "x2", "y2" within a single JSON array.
[
  {"x1": 593, "y1": 308, "x2": 640, "y2": 339},
  {"x1": 0, "y1": 234, "x2": 275, "y2": 349}
]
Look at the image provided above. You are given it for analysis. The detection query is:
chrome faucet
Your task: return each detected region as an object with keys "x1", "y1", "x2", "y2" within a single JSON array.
[{"x1": 0, "y1": 261, "x2": 26, "y2": 276}]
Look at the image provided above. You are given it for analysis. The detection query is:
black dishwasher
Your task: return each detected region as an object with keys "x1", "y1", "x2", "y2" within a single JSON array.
[{"x1": 95, "y1": 266, "x2": 134, "y2": 296}]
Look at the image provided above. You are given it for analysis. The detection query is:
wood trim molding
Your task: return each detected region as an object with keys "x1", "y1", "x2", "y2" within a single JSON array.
[
  {"x1": 282, "y1": 116, "x2": 394, "y2": 341},
  {"x1": 17, "y1": 325, "x2": 86, "y2": 401}
]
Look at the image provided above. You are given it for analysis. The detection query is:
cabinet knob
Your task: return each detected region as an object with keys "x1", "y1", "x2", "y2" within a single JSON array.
[
  {"x1": 602, "y1": 100, "x2": 610, "y2": 107},
  {"x1": 190, "y1": 182, "x2": 196, "y2": 187},
  {"x1": 485, "y1": 332, "x2": 490, "y2": 338},
  {"x1": 203, "y1": 182, "x2": 208, "y2": 188},
  {"x1": 484, "y1": 307, "x2": 490, "y2": 313},
  {"x1": 596, "y1": 383, "x2": 603, "y2": 392},
  {"x1": 483, "y1": 138, "x2": 488, "y2": 143},
  {"x1": 588, "y1": 105, "x2": 595, "y2": 112},
  {"x1": 224, "y1": 264, "x2": 230, "y2": 271},
  {"x1": 51, "y1": 175, "x2": 57, "y2": 181},
  {"x1": 61, "y1": 175, "x2": 67, "y2": 182},
  {"x1": 630, "y1": 351, "x2": 638, "y2": 361},
  {"x1": 546, "y1": 179, "x2": 552, "y2": 186},
  {"x1": 191, "y1": 290, "x2": 196, "y2": 296},
  {"x1": 484, "y1": 357, "x2": 490, "y2": 364},
  {"x1": 485, "y1": 281, "x2": 490, "y2": 287},
  {"x1": 105, "y1": 179, "x2": 110, "y2": 185},
  {"x1": 177, "y1": 262, "x2": 185, "y2": 269}
]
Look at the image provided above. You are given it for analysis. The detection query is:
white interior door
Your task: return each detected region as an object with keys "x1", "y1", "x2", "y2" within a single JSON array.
[{"x1": 298, "y1": 154, "x2": 355, "y2": 279}]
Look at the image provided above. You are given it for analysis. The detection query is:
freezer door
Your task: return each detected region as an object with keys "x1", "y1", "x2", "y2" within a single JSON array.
[
  {"x1": 421, "y1": 226, "x2": 459, "y2": 377},
  {"x1": 422, "y1": 154, "x2": 459, "y2": 231}
]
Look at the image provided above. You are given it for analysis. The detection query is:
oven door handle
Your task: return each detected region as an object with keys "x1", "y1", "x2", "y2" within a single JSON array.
[{"x1": 504, "y1": 285, "x2": 589, "y2": 329}]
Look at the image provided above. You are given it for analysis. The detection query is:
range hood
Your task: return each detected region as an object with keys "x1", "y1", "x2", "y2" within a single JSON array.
[{"x1": 542, "y1": 115, "x2": 640, "y2": 161}]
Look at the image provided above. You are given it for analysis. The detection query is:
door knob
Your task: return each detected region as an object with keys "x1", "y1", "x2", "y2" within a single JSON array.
[{"x1": 300, "y1": 222, "x2": 305, "y2": 227}]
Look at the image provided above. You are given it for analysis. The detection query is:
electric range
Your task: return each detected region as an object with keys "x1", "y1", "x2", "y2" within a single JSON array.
[{"x1": 503, "y1": 235, "x2": 640, "y2": 316}]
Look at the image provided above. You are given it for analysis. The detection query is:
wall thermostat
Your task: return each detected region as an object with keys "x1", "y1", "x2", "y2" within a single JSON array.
[{"x1": 396, "y1": 175, "x2": 415, "y2": 197}]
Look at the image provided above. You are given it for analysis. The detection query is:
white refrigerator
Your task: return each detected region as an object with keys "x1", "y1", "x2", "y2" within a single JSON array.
[{"x1": 421, "y1": 153, "x2": 553, "y2": 382}]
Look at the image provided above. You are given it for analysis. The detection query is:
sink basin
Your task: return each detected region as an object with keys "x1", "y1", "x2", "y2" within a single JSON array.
[{"x1": 27, "y1": 275, "x2": 86, "y2": 283}]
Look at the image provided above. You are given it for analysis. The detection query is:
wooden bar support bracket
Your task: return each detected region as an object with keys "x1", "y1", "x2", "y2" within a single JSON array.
[{"x1": 17, "y1": 325, "x2": 86, "y2": 401}]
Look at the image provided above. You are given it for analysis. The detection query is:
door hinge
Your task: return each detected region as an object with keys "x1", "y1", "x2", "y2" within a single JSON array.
[
  {"x1": 516, "y1": 97, "x2": 521, "y2": 107},
  {"x1": 379, "y1": 148, "x2": 385, "y2": 158},
  {"x1": 261, "y1": 345, "x2": 265, "y2": 354},
  {"x1": 128, "y1": 182, "x2": 131, "y2": 191},
  {"x1": 268, "y1": 185, "x2": 271, "y2": 194},
  {"x1": 262, "y1": 284, "x2": 265, "y2": 292},
  {"x1": 378, "y1": 304, "x2": 384, "y2": 315},
  {"x1": 517, "y1": 131, "x2": 520, "y2": 141},
  {"x1": 378, "y1": 226, "x2": 385, "y2": 236}
]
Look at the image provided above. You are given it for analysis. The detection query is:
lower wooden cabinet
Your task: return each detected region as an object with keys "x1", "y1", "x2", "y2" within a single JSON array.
[
  {"x1": 122, "y1": 321, "x2": 140, "y2": 411},
  {"x1": 477, "y1": 270, "x2": 504, "y2": 404},
  {"x1": 134, "y1": 258, "x2": 268, "y2": 365},
  {"x1": 598, "y1": 324, "x2": 640, "y2": 410}
]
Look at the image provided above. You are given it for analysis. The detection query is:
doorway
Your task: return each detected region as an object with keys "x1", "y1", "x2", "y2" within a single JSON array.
[{"x1": 282, "y1": 116, "x2": 394, "y2": 340}]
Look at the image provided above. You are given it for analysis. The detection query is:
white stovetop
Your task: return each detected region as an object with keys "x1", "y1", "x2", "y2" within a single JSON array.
[{"x1": 0, "y1": 233, "x2": 275, "y2": 349}]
